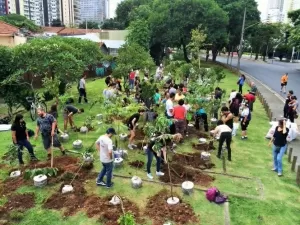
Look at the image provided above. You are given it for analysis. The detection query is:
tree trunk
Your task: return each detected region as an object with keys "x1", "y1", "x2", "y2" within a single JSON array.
[
  {"x1": 255, "y1": 52, "x2": 259, "y2": 60},
  {"x1": 206, "y1": 49, "x2": 209, "y2": 62},
  {"x1": 181, "y1": 38, "x2": 190, "y2": 63},
  {"x1": 212, "y1": 46, "x2": 218, "y2": 62},
  {"x1": 226, "y1": 47, "x2": 231, "y2": 64}
]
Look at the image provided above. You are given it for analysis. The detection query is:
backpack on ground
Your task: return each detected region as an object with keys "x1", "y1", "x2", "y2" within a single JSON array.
[{"x1": 206, "y1": 187, "x2": 228, "y2": 204}]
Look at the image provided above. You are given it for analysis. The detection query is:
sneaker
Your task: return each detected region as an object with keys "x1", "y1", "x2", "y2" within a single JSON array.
[
  {"x1": 128, "y1": 144, "x2": 133, "y2": 150},
  {"x1": 30, "y1": 156, "x2": 39, "y2": 161},
  {"x1": 147, "y1": 173, "x2": 153, "y2": 179},
  {"x1": 241, "y1": 136, "x2": 246, "y2": 140},
  {"x1": 278, "y1": 173, "x2": 283, "y2": 177},
  {"x1": 156, "y1": 171, "x2": 165, "y2": 176},
  {"x1": 131, "y1": 144, "x2": 137, "y2": 148},
  {"x1": 96, "y1": 181, "x2": 107, "y2": 186},
  {"x1": 106, "y1": 182, "x2": 114, "y2": 188},
  {"x1": 271, "y1": 168, "x2": 277, "y2": 172}
]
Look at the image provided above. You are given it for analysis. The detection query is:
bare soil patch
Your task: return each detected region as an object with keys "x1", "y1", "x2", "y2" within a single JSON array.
[
  {"x1": 192, "y1": 142, "x2": 215, "y2": 151},
  {"x1": 129, "y1": 160, "x2": 144, "y2": 169},
  {"x1": 135, "y1": 128, "x2": 146, "y2": 141},
  {"x1": 159, "y1": 163, "x2": 214, "y2": 186},
  {"x1": 171, "y1": 153, "x2": 215, "y2": 170},
  {"x1": 0, "y1": 177, "x2": 29, "y2": 195},
  {"x1": 145, "y1": 189, "x2": 199, "y2": 225}
]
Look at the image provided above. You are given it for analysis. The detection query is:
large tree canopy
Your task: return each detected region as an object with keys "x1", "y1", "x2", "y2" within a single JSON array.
[
  {"x1": 288, "y1": 9, "x2": 300, "y2": 49},
  {"x1": 126, "y1": 19, "x2": 150, "y2": 50},
  {"x1": 0, "y1": 14, "x2": 39, "y2": 32},
  {"x1": 79, "y1": 21, "x2": 99, "y2": 29}
]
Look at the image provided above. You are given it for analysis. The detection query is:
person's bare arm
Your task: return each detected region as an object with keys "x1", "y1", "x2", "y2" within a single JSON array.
[
  {"x1": 34, "y1": 125, "x2": 40, "y2": 140},
  {"x1": 12, "y1": 131, "x2": 17, "y2": 144},
  {"x1": 223, "y1": 113, "x2": 233, "y2": 123},
  {"x1": 95, "y1": 142, "x2": 100, "y2": 151},
  {"x1": 51, "y1": 121, "x2": 57, "y2": 136},
  {"x1": 283, "y1": 121, "x2": 287, "y2": 134},
  {"x1": 108, "y1": 149, "x2": 113, "y2": 160}
]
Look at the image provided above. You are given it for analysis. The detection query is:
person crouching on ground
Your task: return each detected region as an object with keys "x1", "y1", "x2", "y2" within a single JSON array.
[
  {"x1": 146, "y1": 133, "x2": 182, "y2": 179},
  {"x1": 11, "y1": 114, "x2": 38, "y2": 164},
  {"x1": 240, "y1": 103, "x2": 251, "y2": 140},
  {"x1": 195, "y1": 106, "x2": 209, "y2": 132},
  {"x1": 34, "y1": 107, "x2": 66, "y2": 160},
  {"x1": 244, "y1": 92, "x2": 256, "y2": 112},
  {"x1": 268, "y1": 119, "x2": 289, "y2": 177},
  {"x1": 127, "y1": 109, "x2": 145, "y2": 150},
  {"x1": 211, "y1": 120, "x2": 232, "y2": 161},
  {"x1": 63, "y1": 105, "x2": 84, "y2": 133},
  {"x1": 95, "y1": 128, "x2": 116, "y2": 188},
  {"x1": 173, "y1": 99, "x2": 186, "y2": 138}
]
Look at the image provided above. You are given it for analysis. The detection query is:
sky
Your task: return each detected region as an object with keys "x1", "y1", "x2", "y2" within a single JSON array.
[{"x1": 255, "y1": 0, "x2": 268, "y2": 20}]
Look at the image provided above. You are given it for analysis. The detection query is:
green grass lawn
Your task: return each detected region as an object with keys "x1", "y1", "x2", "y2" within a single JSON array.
[{"x1": 0, "y1": 62, "x2": 300, "y2": 225}]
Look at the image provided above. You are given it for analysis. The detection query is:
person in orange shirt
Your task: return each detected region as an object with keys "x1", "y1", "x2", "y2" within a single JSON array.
[{"x1": 280, "y1": 73, "x2": 288, "y2": 94}]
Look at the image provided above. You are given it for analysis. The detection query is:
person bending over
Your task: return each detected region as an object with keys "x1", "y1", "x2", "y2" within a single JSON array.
[
  {"x1": 211, "y1": 120, "x2": 232, "y2": 161},
  {"x1": 63, "y1": 105, "x2": 84, "y2": 132},
  {"x1": 127, "y1": 109, "x2": 145, "y2": 150}
]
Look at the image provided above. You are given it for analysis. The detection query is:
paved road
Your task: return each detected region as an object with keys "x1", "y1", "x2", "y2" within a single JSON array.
[{"x1": 217, "y1": 56, "x2": 300, "y2": 98}]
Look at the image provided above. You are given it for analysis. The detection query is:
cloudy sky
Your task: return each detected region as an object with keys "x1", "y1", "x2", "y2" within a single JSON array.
[{"x1": 256, "y1": 0, "x2": 268, "y2": 20}]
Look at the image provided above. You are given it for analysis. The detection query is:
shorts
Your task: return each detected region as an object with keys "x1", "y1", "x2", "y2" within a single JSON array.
[
  {"x1": 42, "y1": 133, "x2": 61, "y2": 150},
  {"x1": 230, "y1": 108, "x2": 239, "y2": 117},
  {"x1": 241, "y1": 120, "x2": 250, "y2": 131},
  {"x1": 63, "y1": 112, "x2": 69, "y2": 119},
  {"x1": 127, "y1": 124, "x2": 134, "y2": 131},
  {"x1": 281, "y1": 82, "x2": 287, "y2": 87}
]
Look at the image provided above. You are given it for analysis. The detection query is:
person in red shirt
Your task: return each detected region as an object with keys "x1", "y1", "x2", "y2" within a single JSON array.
[
  {"x1": 129, "y1": 69, "x2": 135, "y2": 90},
  {"x1": 244, "y1": 93, "x2": 256, "y2": 112},
  {"x1": 173, "y1": 99, "x2": 187, "y2": 137}
]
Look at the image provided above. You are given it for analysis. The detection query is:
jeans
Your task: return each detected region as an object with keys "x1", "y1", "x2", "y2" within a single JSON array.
[
  {"x1": 239, "y1": 84, "x2": 243, "y2": 93},
  {"x1": 146, "y1": 148, "x2": 161, "y2": 174},
  {"x1": 16, "y1": 139, "x2": 35, "y2": 164},
  {"x1": 129, "y1": 79, "x2": 134, "y2": 89},
  {"x1": 78, "y1": 88, "x2": 88, "y2": 103},
  {"x1": 217, "y1": 132, "x2": 232, "y2": 160},
  {"x1": 272, "y1": 144, "x2": 287, "y2": 173},
  {"x1": 97, "y1": 161, "x2": 113, "y2": 186}
]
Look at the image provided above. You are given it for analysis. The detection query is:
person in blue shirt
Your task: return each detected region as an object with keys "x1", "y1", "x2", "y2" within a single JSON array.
[
  {"x1": 195, "y1": 106, "x2": 209, "y2": 132},
  {"x1": 237, "y1": 74, "x2": 246, "y2": 94}
]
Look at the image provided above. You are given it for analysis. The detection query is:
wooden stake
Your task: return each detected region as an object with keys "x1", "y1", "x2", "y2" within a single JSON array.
[
  {"x1": 288, "y1": 148, "x2": 293, "y2": 162},
  {"x1": 291, "y1": 156, "x2": 297, "y2": 172},
  {"x1": 222, "y1": 154, "x2": 226, "y2": 173},
  {"x1": 296, "y1": 166, "x2": 300, "y2": 186}
]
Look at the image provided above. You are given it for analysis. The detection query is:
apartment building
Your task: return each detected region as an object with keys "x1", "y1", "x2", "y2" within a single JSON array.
[
  {"x1": 105, "y1": 0, "x2": 123, "y2": 19},
  {"x1": 0, "y1": 0, "x2": 8, "y2": 15},
  {"x1": 43, "y1": 0, "x2": 60, "y2": 26},
  {"x1": 60, "y1": 0, "x2": 80, "y2": 27},
  {"x1": 79, "y1": 0, "x2": 102, "y2": 24}
]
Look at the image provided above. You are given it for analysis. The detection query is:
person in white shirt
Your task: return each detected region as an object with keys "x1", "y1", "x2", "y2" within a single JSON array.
[
  {"x1": 95, "y1": 128, "x2": 116, "y2": 188},
  {"x1": 78, "y1": 75, "x2": 88, "y2": 103},
  {"x1": 165, "y1": 93, "x2": 175, "y2": 118},
  {"x1": 240, "y1": 103, "x2": 251, "y2": 140},
  {"x1": 103, "y1": 83, "x2": 117, "y2": 99},
  {"x1": 228, "y1": 89, "x2": 237, "y2": 104},
  {"x1": 211, "y1": 120, "x2": 232, "y2": 161}
]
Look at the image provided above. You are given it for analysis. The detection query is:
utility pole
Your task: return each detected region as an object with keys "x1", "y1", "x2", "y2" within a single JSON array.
[
  {"x1": 237, "y1": 7, "x2": 247, "y2": 72},
  {"x1": 291, "y1": 47, "x2": 295, "y2": 63}
]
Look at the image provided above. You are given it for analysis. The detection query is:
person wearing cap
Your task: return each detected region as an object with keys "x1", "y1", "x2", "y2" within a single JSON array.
[
  {"x1": 95, "y1": 128, "x2": 116, "y2": 188},
  {"x1": 240, "y1": 103, "x2": 251, "y2": 140}
]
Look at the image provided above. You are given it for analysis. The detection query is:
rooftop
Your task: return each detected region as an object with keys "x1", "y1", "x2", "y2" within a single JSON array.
[{"x1": 0, "y1": 21, "x2": 19, "y2": 36}]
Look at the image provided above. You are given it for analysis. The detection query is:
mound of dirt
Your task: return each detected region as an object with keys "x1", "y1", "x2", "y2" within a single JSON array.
[
  {"x1": 135, "y1": 129, "x2": 146, "y2": 141},
  {"x1": 159, "y1": 163, "x2": 214, "y2": 186},
  {"x1": 84, "y1": 195, "x2": 144, "y2": 225},
  {"x1": 192, "y1": 142, "x2": 215, "y2": 151},
  {"x1": 43, "y1": 181, "x2": 87, "y2": 216},
  {"x1": 145, "y1": 189, "x2": 198, "y2": 225},
  {"x1": 27, "y1": 156, "x2": 80, "y2": 170},
  {"x1": 129, "y1": 160, "x2": 144, "y2": 168},
  {"x1": 0, "y1": 177, "x2": 29, "y2": 195},
  {"x1": 171, "y1": 153, "x2": 215, "y2": 170}
]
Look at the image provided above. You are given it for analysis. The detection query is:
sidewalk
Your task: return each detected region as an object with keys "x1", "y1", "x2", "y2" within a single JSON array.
[{"x1": 217, "y1": 62, "x2": 300, "y2": 175}]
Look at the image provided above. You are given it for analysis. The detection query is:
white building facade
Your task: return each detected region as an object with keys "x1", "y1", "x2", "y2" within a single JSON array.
[{"x1": 79, "y1": 0, "x2": 102, "y2": 23}]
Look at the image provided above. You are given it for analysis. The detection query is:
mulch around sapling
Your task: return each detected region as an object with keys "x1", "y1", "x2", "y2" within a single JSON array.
[
  {"x1": 160, "y1": 163, "x2": 214, "y2": 186},
  {"x1": 43, "y1": 181, "x2": 144, "y2": 225},
  {"x1": 145, "y1": 189, "x2": 199, "y2": 225},
  {"x1": 171, "y1": 153, "x2": 215, "y2": 170},
  {"x1": 129, "y1": 160, "x2": 145, "y2": 168},
  {"x1": 0, "y1": 193, "x2": 35, "y2": 222},
  {"x1": 134, "y1": 128, "x2": 146, "y2": 141}
]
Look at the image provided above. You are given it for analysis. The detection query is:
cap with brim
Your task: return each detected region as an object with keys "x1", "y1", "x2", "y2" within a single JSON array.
[{"x1": 106, "y1": 128, "x2": 116, "y2": 135}]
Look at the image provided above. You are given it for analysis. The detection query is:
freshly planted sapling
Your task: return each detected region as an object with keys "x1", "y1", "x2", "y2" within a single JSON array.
[
  {"x1": 118, "y1": 212, "x2": 136, "y2": 225},
  {"x1": 23, "y1": 167, "x2": 58, "y2": 180}
]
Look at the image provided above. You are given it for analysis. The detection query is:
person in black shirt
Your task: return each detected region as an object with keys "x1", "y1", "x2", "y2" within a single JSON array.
[
  {"x1": 127, "y1": 109, "x2": 145, "y2": 150},
  {"x1": 220, "y1": 106, "x2": 234, "y2": 129},
  {"x1": 146, "y1": 134, "x2": 182, "y2": 179},
  {"x1": 268, "y1": 119, "x2": 289, "y2": 177},
  {"x1": 11, "y1": 114, "x2": 38, "y2": 164},
  {"x1": 105, "y1": 75, "x2": 112, "y2": 86},
  {"x1": 283, "y1": 90, "x2": 293, "y2": 118},
  {"x1": 63, "y1": 105, "x2": 84, "y2": 132}
]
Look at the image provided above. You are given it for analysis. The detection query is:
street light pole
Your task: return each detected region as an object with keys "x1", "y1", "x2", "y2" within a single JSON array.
[{"x1": 237, "y1": 7, "x2": 247, "y2": 73}]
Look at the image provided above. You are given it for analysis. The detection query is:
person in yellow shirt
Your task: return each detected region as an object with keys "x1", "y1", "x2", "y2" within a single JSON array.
[
  {"x1": 280, "y1": 73, "x2": 288, "y2": 94},
  {"x1": 174, "y1": 88, "x2": 185, "y2": 102}
]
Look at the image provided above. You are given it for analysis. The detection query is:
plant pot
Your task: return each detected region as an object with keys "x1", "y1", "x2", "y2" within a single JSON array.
[
  {"x1": 96, "y1": 114, "x2": 103, "y2": 120},
  {"x1": 114, "y1": 158, "x2": 123, "y2": 167},
  {"x1": 109, "y1": 195, "x2": 121, "y2": 205},
  {"x1": 119, "y1": 133, "x2": 128, "y2": 141},
  {"x1": 201, "y1": 152, "x2": 211, "y2": 161},
  {"x1": 131, "y1": 176, "x2": 142, "y2": 189},
  {"x1": 210, "y1": 118, "x2": 217, "y2": 124},
  {"x1": 199, "y1": 138, "x2": 207, "y2": 143},
  {"x1": 83, "y1": 155, "x2": 94, "y2": 163},
  {"x1": 62, "y1": 184, "x2": 74, "y2": 194},
  {"x1": 182, "y1": 181, "x2": 194, "y2": 195},
  {"x1": 97, "y1": 121, "x2": 103, "y2": 127},
  {"x1": 80, "y1": 126, "x2": 88, "y2": 134},
  {"x1": 166, "y1": 197, "x2": 180, "y2": 205},
  {"x1": 33, "y1": 174, "x2": 47, "y2": 187},
  {"x1": 114, "y1": 150, "x2": 128, "y2": 159},
  {"x1": 60, "y1": 133, "x2": 69, "y2": 142},
  {"x1": 73, "y1": 140, "x2": 83, "y2": 150},
  {"x1": 10, "y1": 170, "x2": 21, "y2": 178},
  {"x1": 188, "y1": 123, "x2": 194, "y2": 127}
]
